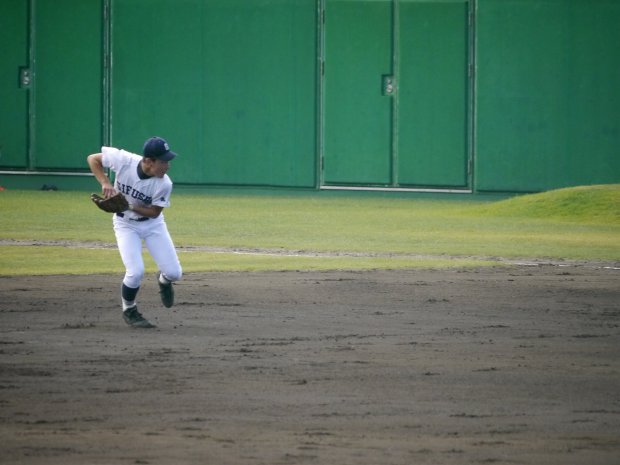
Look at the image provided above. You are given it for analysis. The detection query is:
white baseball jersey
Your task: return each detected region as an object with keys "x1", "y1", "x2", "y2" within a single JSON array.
[{"x1": 101, "y1": 146, "x2": 172, "y2": 221}]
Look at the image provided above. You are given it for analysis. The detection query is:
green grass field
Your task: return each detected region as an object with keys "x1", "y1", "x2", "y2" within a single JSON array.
[{"x1": 0, "y1": 184, "x2": 618, "y2": 275}]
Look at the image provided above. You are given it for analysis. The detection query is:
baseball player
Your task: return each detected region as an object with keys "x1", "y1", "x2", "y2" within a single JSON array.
[{"x1": 87, "y1": 136, "x2": 182, "y2": 328}]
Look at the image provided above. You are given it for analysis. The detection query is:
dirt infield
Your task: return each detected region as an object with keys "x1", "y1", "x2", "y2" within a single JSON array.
[{"x1": 1, "y1": 266, "x2": 619, "y2": 464}]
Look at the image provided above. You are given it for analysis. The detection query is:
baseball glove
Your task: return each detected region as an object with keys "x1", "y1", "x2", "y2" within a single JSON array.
[{"x1": 90, "y1": 192, "x2": 129, "y2": 213}]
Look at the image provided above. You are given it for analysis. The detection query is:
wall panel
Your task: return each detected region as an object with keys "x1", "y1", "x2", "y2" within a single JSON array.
[
  {"x1": 476, "y1": 0, "x2": 620, "y2": 192},
  {"x1": 111, "y1": 0, "x2": 317, "y2": 187}
]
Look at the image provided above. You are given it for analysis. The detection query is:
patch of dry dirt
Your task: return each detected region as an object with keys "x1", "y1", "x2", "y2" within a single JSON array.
[{"x1": 1, "y1": 266, "x2": 619, "y2": 464}]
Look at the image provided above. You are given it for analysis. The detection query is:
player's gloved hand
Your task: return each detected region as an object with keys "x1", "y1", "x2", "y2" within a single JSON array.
[{"x1": 90, "y1": 192, "x2": 129, "y2": 213}]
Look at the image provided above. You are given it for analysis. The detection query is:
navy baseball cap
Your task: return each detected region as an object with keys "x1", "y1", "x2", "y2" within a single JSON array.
[{"x1": 143, "y1": 136, "x2": 177, "y2": 161}]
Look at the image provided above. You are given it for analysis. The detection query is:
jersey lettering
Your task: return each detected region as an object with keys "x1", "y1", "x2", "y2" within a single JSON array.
[{"x1": 116, "y1": 181, "x2": 153, "y2": 204}]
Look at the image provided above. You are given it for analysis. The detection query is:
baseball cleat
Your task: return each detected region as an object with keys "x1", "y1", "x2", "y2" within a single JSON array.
[
  {"x1": 157, "y1": 272, "x2": 174, "y2": 308},
  {"x1": 123, "y1": 306, "x2": 156, "y2": 328}
]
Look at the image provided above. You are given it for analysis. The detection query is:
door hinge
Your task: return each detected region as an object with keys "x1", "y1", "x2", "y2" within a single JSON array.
[
  {"x1": 382, "y1": 75, "x2": 396, "y2": 96},
  {"x1": 19, "y1": 67, "x2": 32, "y2": 88}
]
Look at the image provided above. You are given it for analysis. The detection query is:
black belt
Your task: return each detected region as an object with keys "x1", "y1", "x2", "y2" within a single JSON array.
[{"x1": 117, "y1": 212, "x2": 149, "y2": 222}]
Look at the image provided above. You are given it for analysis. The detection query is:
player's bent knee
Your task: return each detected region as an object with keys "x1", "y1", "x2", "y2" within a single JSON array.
[
  {"x1": 165, "y1": 270, "x2": 183, "y2": 282},
  {"x1": 165, "y1": 267, "x2": 182, "y2": 283},
  {"x1": 124, "y1": 268, "x2": 145, "y2": 288}
]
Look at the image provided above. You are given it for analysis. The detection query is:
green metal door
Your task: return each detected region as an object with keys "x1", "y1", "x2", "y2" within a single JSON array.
[
  {"x1": 322, "y1": 0, "x2": 394, "y2": 186},
  {"x1": 0, "y1": 0, "x2": 102, "y2": 172},
  {"x1": 397, "y1": 0, "x2": 469, "y2": 188},
  {"x1": 32, "y1": 0, "x2": 103, "y2": 170},
  {"x1": 322, "y1": 0, "x2": 471, "y2": 190},
  {"x1": 0, "y1": 0, "x2": 29, "y2": 168}
]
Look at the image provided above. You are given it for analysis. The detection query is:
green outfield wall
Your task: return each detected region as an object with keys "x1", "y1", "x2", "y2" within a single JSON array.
[{"x1": 1, "y1": 0, "x2": 619, "y2": 193}]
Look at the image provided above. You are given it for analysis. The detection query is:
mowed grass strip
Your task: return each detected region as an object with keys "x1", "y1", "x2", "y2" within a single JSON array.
[
  {"x1": 0, "y1": 246, "x2": 499, "y2": 276},
  {"x1": 0, "y1": 184, "x2": 618, "y2": 275}
]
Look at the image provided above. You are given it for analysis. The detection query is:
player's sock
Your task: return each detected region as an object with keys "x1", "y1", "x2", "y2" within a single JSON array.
[
  {"x1": 121, "y1": 283, "x2": 140, "y2": 311},
  {"x1": 158, "y1": 273, "x2": 171, "y2": 285}
]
